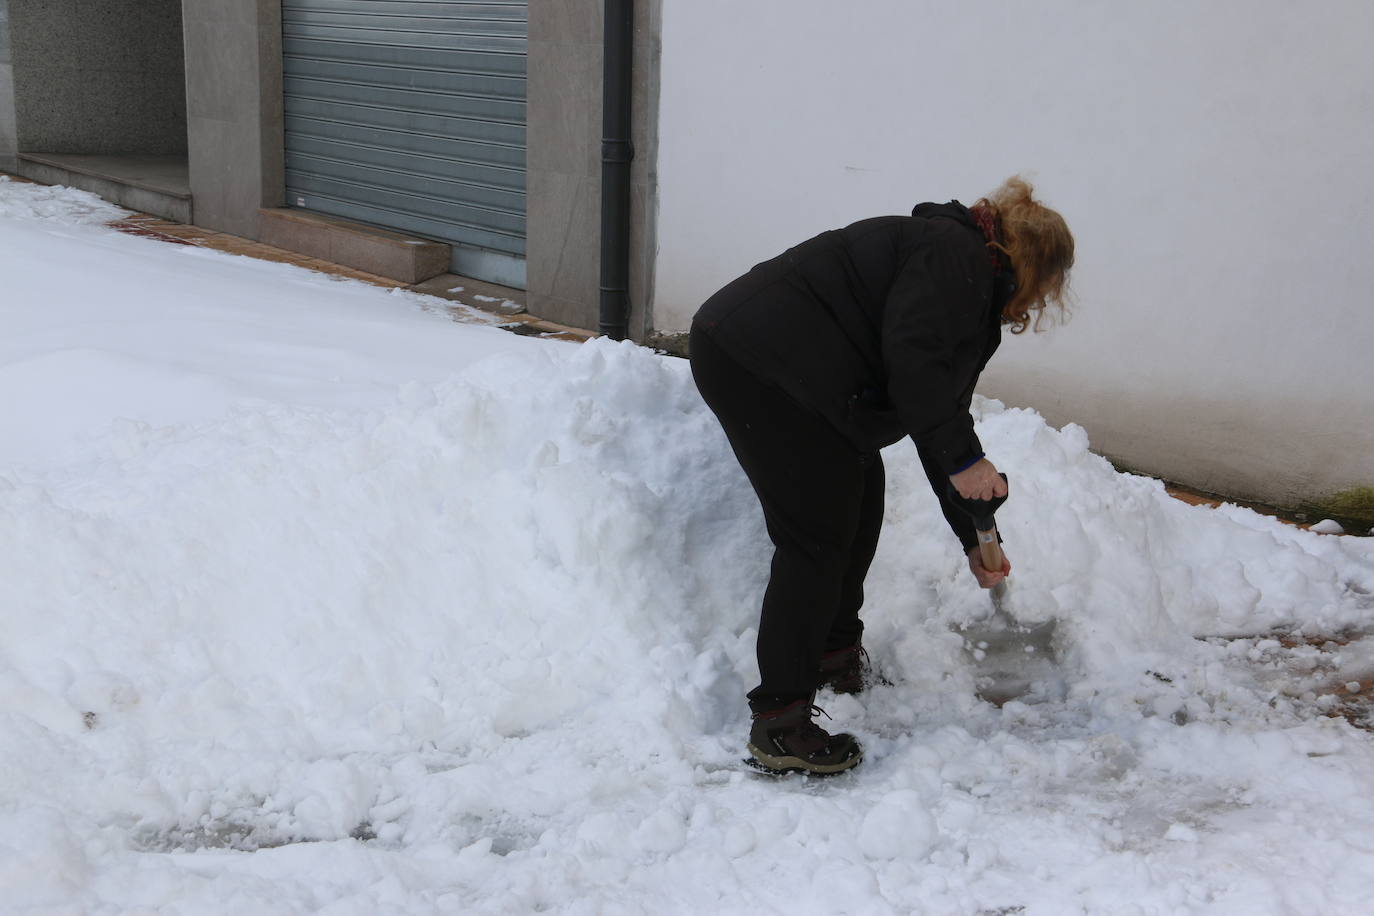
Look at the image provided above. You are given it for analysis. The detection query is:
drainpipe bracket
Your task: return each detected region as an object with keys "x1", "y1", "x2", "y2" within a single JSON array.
[{"x1": 601, "y1": 139, "x2": 636, "y2": 164}]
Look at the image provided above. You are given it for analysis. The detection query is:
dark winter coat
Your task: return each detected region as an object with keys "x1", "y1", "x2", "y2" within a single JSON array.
[{"x1": 691, "y1": 201, "x2": 1015, "y2": 549}]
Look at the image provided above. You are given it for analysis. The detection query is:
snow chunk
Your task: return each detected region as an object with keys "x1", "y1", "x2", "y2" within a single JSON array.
[
  {"x1": 0, "y1": 177, "x2": 129, "y2": 224},
  {"x1": 1164, "y1": 823, "x2": 1201, "y2": 843},
  {"x1": 859, "y1": 790, "x2": 938, "y2": 860}
]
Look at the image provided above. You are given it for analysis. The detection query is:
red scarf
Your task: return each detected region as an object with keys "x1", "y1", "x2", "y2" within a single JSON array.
[{"x1": 969, "y1": 204, "x2": 1004, "y2": 268}]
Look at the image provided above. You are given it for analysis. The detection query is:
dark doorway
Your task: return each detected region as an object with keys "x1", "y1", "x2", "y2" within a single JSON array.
[{"x1": 7, "y1": 0, "x2": 191, "y2": 220}]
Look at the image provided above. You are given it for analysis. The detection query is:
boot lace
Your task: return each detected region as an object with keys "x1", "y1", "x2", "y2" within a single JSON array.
[{"x1": 799, "y1": 704, "x2": 835, "y2": 742}]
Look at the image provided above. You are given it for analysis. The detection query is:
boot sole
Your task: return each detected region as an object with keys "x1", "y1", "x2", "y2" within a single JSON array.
[{"x1": 745, "y1": 743, "x2": 863, "y2": 776}]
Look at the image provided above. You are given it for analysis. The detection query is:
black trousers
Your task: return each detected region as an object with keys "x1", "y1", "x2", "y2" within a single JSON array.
[{"x1": 690, "y1": 326, "x2": 885, "y2": 713}]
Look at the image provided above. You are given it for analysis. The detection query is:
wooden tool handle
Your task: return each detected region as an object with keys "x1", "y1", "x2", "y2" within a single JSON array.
[{"x1": 976, "y1": 524, "x2": 1003, "y2": 572}]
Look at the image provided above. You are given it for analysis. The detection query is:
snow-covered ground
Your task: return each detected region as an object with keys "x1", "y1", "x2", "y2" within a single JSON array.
[{"x1": 3, "y1": 177, "x2": 1374, "y2": 914}]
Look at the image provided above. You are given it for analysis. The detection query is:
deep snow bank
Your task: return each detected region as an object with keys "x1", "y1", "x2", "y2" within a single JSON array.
[
  {"x1": 3, "y1": 339, "x2": 1373, "y2": 912},
  {"x1": 4, "y1": 180, "x2": 1374, "y2": 913}
]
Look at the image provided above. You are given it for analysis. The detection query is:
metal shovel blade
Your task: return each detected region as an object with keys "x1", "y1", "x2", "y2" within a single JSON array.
[
  {"x1": 945, "y1": 474, "x2": 1064, "y2": 704},
  {"x1": 961, "y1": 582, "x2": 1062, "y2": 706}
]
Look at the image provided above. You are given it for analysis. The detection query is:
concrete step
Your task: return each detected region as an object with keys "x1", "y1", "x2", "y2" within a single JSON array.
[{"x1": 258, "y1": 207, "x2": 450, "y2": 285}]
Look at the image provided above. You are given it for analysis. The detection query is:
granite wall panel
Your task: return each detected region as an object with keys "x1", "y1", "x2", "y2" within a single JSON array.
[
  {"x1": 182, "y1": 0, "x2": 284, "y2": 238},
  {"x1": 0, "y1": 0, "x2": 11, "y2": 66},
  {"x1": 8, "y1": 0, "x2": 187, "y2": 155},
  {"x1": 0, "y1": 0, "x2": 15, "y2": 169}
]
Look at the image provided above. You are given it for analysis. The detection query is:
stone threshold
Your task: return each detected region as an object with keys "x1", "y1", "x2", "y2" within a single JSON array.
[
  {"x1": 17, "y1": 152, "x2": 192, "y2": 199},
  {"x1": 134, "y1": 208, "x2": 594, "y2": 342}
]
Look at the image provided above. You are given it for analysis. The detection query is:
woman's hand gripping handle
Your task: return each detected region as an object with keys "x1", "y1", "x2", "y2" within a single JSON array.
[{"x1": 947, "y1": 469, "x2": 1011, "y2": 589}]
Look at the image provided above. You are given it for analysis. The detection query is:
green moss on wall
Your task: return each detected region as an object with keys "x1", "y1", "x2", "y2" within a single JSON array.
[{"x1": 1303, "y1": 487, "x2": 1374, "y2": 531}]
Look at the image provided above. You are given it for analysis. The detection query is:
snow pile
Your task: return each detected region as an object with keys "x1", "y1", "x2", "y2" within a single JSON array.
[
  {"x1": 0, "y1": 186, "x2": 520, "y2": 468},
  {"x1": 0, "y1": 175, "x2": 130, "y2": 224},
  {"x1": 4, "y1": 182, "x2": 1374, "y2": 913}
]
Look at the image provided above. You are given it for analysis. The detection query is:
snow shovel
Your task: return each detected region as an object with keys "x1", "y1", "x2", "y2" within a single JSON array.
[{"x1": 946, "y1": 474, "x2": 1061, "y2": 705}]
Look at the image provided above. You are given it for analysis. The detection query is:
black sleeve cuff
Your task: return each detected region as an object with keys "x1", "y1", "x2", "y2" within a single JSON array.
[
  {"x1": 914, "y1": 441, "x2": 979, "y2": 550},
  {"x1": 914, "y1": 412, "x2": 984, "y2": 477}
]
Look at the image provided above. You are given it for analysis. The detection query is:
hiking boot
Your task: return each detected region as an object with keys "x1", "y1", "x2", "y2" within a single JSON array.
[
  {"x1": 818, "y1": 644, "x2": 877, "y2": 694},
  {"x1": 747, "y1": 698, "x2": 862, "y2": 775}
]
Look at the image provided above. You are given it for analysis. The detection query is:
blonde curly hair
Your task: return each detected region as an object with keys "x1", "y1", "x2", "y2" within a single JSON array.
[{"x1": 972, "y1": 177, "x2": 1074, "y2": 333}]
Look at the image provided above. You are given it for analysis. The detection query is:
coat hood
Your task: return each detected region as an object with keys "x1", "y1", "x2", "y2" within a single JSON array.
[
  {"x1": 913, "y1": 200, "x2": 1016, "y2": 301},
  {"x1": 910, "y1": 200, "x2": 974, "y2": 224}
]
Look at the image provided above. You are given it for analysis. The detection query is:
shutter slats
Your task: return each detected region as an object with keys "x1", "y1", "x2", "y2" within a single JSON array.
[{"x1": 282, "y1": 0, "x2": 526, "y2": 281}]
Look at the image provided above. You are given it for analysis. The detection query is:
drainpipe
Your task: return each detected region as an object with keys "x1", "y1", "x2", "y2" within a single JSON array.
[{"x1": 599, "y1": 0, "x2": 634, "y2": 340}]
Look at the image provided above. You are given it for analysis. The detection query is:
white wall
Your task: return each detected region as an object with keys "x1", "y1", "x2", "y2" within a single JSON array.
[{"x1": 652, "y1": 0, "x2": 1374, "y2": 512}]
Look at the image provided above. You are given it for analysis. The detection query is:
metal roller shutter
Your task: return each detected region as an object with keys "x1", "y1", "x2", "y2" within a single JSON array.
[{"x1": 282, "y1": 0, "x2": 527, "y2": 288}]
